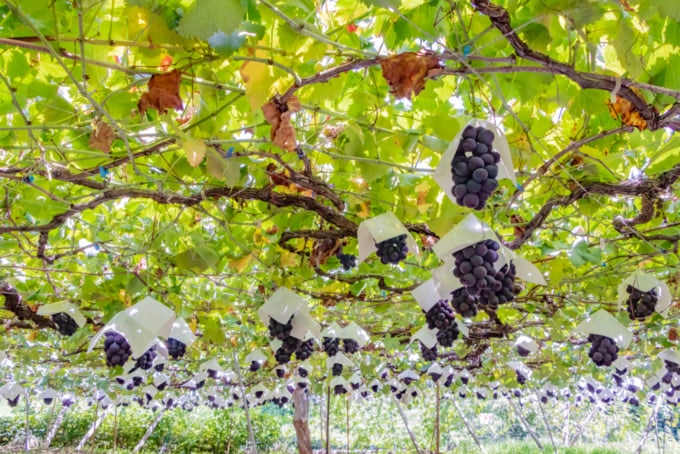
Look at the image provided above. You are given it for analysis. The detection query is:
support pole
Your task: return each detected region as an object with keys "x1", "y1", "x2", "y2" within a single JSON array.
[
  {"x1": 636, "y1": 395, "x2": 663, "y2": 454},
  {"x1": 451, "y1": 397, "x2": 485, "y2": 453},
  {"x1": 507, "y1": 397, "x2": 543, "y2": 450},
  {"x1": 435, "y1": 383, "x2": 441, "y2": 454},
  {"x1": 44, "y1": 405, "x2": 67, "y2": 448},
  {"x1": 346, "y1": 396, "x2": 350, "y2": 451},
  {"x1": 293, "y1": 388, "x2": 312, "y2": 454},
  {"x1": 24, "y1": 389, "x2": 30, "y2": 452},
  {"x1": 76, "y1": 406, "x2": 111, "y2": 450},
  {"x1": 325, "y1": 384, "x2": 331, "y2": 454},
  {"x1": 568, "y1": 405, "x2": 598, "y2": 448},
  {"x1": 233, "y1": 351, "x2": 257, "y2": 454},
  {"x1": 392, "y1": 393, "x2": 422, "y2": 454},
  {"x1": 561, "y1": 400, "x2": 570, "y2": 446},
  {"x1": 538, "y1": 399, "x2": 557, "y2": 454},
  {"x1": 133, "y1": 407, "x2": 166, "y2": 453}
]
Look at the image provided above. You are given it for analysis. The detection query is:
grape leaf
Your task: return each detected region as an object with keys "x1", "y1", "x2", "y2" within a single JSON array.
[
  {"x1": 182, "y1": 137, "x2": 206, "y2": 167},
  {"x1": 177, "y1": 0, "x2": 245, "y2": 41}
]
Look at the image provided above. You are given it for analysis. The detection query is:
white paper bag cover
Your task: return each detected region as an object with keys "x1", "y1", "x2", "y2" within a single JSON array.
[
  {"x1": 617, "y1": 271, "x2": 672, "y2": 316},
  {"x1": 357, "y1": 212, "x2": 418, "y2": 263},
  {"x1": 434, "y1": 119, "x2": 516, "y2": 205},
  {"x1": 412, "y1": 326, "x2": 437, "y2": 349},
  {"x1": 432, "y1": 213, "x2": 497, "y2": 260},
  {"x1": 574, "y1": 309, "x2": 632, "y2": 349},
  {"x1": 37, "y1": 301, "x2": 87, "y2": 327},
  {"x1": 258, "y1": 287, "x2": 307, "y2": 325},
  {"x1": 341, "y1": 321, "x2": 370, "y2": 346},
  {"x1": 168, "y1": 317, "x2": 196, "y2": 346},
  {"x1": 326, "y1": 352, "x2": 354, "y2": 369}
]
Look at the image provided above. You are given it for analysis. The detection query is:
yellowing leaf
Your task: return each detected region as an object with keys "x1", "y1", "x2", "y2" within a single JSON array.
[
  {"x1": 357, "y1": 201, "x2": 371, "y2": 219},
  {"x1": 229, "y1": 253, "x2": 254, "y2": 272},
  {"x1": 182, "y1": 137, "x2": 206, "y2": 167},
  {"x1": 239, "y1": 50, "x2": 278, "y2": 111},
  {"x1": 279, "y1": 250, "x2": 299, "y2": 268}
]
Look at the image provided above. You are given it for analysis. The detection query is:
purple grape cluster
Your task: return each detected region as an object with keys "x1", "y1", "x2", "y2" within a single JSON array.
[
  {"x1": 104, "y1": 331, "x2": 132, "y2": 367},
  {"x1": 323, "y1": 337, "x2": 340, "y2": 357},
  {"x1": 517, "y1": 345, "x2": 530, "y2": 357},
  {"x1": 420, "y1": 341, "x2": 438, "y2": 361},
  {"x1": 375, "y1": 234, "x2": 408, "y2": 265},
  {"x1": 451, "y1": 125, "x2": 501, "y2": 210},
  {"x1": 268, "y1": 316, "x2": 293, "y2": 341},
  {"x1": 436, "y1": 321, "x2": 460, "y2": 347},
  {"x1": 588, "y1": 334, "x2": 618, "y2": 367},
  {"x1": 450, "y1": 288, "x2": 478, "y2": 318},
  {"x1": 625, "y1": 285, "x2": 658, "y2": 320},
  {"x1": 166, "y1": 337, "x2": 187, "y2": 359},
  {"x1": 295, "y1": 338, "x2": 314, "y2": 361},
  {"x1": 453, "y1": 240, "x2": 500, "y2": 295},
  {"x1": 52, "y1": 312, "x2": 78, "y2": 336},
  {"x1": 334, "y1": 384, "x2": 347, "y2": 395},
  {"x1": 343, "y1": 338, "x2": 360, "y2": 354},
  {"x1": 516, "y1": 369, "x2": 527, "y2": 385},
  {"x1": 424, "y1": 300, "x2": 455, "y2": 330},
  {"x1": 275, "y1": 336, "x2": 302, "y2": 365},
  {"x1": 133, "y1": 346, "x2": 157, "y2": 371},
  {"x1": 332, "y1": 363, "x2": 343, "y2": 376},
  {"x1": 337, "y1": 252, "x2": 357, "y2": 270},
  {"x1": 479, "y1": 261, "x2": 520, "y2": 309}
]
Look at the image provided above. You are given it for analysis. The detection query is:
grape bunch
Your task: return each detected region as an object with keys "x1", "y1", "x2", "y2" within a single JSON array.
[
  {"x1": 103, "y1": 331, "x2": 132, "y2": 367},
  {"x1": 298, "y1": 365, "x2": 309, "y2": 378},
  {"x1": 166, "y1": 337, "x2": 187, "y2": 359},
  {"x1": 322, "y1": 337, "x2": 340, "y2": 357},
  {"x1": 625, "y1": 285, "x2": 658, "y2": 320},
  {"x1": 516, "y1": 369, "x2": 527, "y2": 385},
  {"x1": 336, "y1": 252, "x2": 357, "y2": 271},
  {"x1": 52, "y1": 312, "x2": 78, "y2": 336},
  {"x1": 436, "y1": 321, "x2": 460, "y2": 347},
  {"x1": 334, "y1": 384, "x2": 347, "y2": 395},
  {"x1": 275, "y1": 336, "x2": 302, "y2": 365},
  {"x1": 517, "y1": 345, "x2": 531, "y2": 357},
  {"x1": 332, "y1": 363, "x2": 343, "y2": 376},
  {"x1": 420, "y1": 341, "x2": 438, "y2": 361},
  {"x1": 375, "y1": 234, "x2": 408, "y2": 265},
  {"x1": 133, "y1": 346, "x2": 157, "y2": 371},
  {"x1": 424, "y1": 300, "x2": 455, "y2": 330},
  {"x1": 268, "y1": 316, "x2": 293, "y2": 341},
  {"x1": 450, "y1": 125, "x2": 501, "y2": 210},
  {"x1": 588, "y1": 334, "x2": 619, "y2": 367},
  {"x1": 295, "y1": 339, "x2": 314, "y2": 361},
  {"x1": 343, "y1": 338, "x2": 360, "y2": 354},
  {"x1": 480, "y1": 262, "x2": 520, "y2": 309},
  {"x1": 453, "y1": 240, "x2": 500, "y2": 296},
  {"x1": 450, "y1": 288, "x2": 478, "y2": 318}
]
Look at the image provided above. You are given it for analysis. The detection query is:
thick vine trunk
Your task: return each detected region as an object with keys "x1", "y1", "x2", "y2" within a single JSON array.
[{"x1": 293, "y1": 388, "x2": 312, "y2": 454}]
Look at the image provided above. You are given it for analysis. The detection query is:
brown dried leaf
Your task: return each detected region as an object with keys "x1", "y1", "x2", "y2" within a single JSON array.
[
  {"x1": 261, "y1": 96, "x2": 301, "y2": 152},
  {"x1": 670, "y1": 328, "x2": 679, "y2": 341},
  {"x1": 138, "y1": 69, "x2": 183, "y2": 115},
  {"x1": 379, "y1": 51, "x2": 442, "y2": 99},
  {"x1": 510, "y1": 214, "x2": 526, "y2": 239},
  {"x1": 606, "y1": 88, "x2": 648, "y2": 131},
  {"x1": 89, "y1": 120, "x2": 115, "y2": 153},
  {"x1": 310, "y1": 238, "x2": 342, "y2": 267}
]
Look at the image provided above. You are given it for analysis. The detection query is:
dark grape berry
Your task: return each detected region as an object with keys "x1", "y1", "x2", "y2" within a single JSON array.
[
  {"x1": 52, "y1": 312, "x2": 78, "y2": 336},
  {"x1": 375, "y1": 234, "x2": 408, "y2": 265},
  {"x1": 332, "y1": 363, "x2": 343, "y2": 376},
  {"x1": 298, "y1": 366, "x2": 309, "y2": 378},
  {"x1": 295, "y1": 338, "x2": 314, "y2": 361},
  {"x1": 588, "y1": 334, "x2": 618, "y2": 367},
  {"x1": 103, "y1": 331, "x2": 132, "y2": 368},
  {"x1": 343, "y1": 338, "x2": 360, "y2": 354},
  {"x1": 424, "y1": 300, "x2": 455, "y2": 330},
  {"x1": 420, "y1": 342, "x2": 438, "y2": 361},
  {"x1": 268, "y1": 316, "x2": 294, "y2": 341},
  {"x1": 450, "y1": 126, "x2": 500, "y2": 210},
  {"x1": 450, "y1": 287, "x2": 478, "y2": 318},
  {"x1": 625, "y1": 285, "x2": 658, "y2": 320},
  {"x1": 337, "y1": 252, "x2": 357, "y2": 271},
  {"x1": 322, "y1": 337, "x2": 340, "y2": 357},
  {"x1": 166, "y1": 337, "x2": 187, "y2": 359},
  {"x1": 275, "y1": 346, "x2": 292, "y2": 365},
  {"x1": 436, "y1": 321, "x2": 460, "y2": 347}
]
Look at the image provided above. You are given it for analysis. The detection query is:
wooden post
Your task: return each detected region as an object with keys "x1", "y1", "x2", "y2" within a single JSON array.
[
  {"x1": 24, "y1": 389, "x2": 30, "y2": 453},
  {"x1": 346, "y1": 396, "x2": 350, "y2": 452},
  {"x1": 568, "y1": 405, "x2": 598, "y2": 448},
  {"x1": 133, "y1": 407, "x2": 166, "y2": 453},
  {"x1": 293, "y1": 388, "x2": 312, "y2": 454},
  {"x1": 561, "y1": 400, "x2": 570, "y2": 446},
  {"x1": 113, "y1": 404, "x2": 118, "y2": 452},
  {"x1": 537, "y1": 399, "x2": 557, "y2": 454}
]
